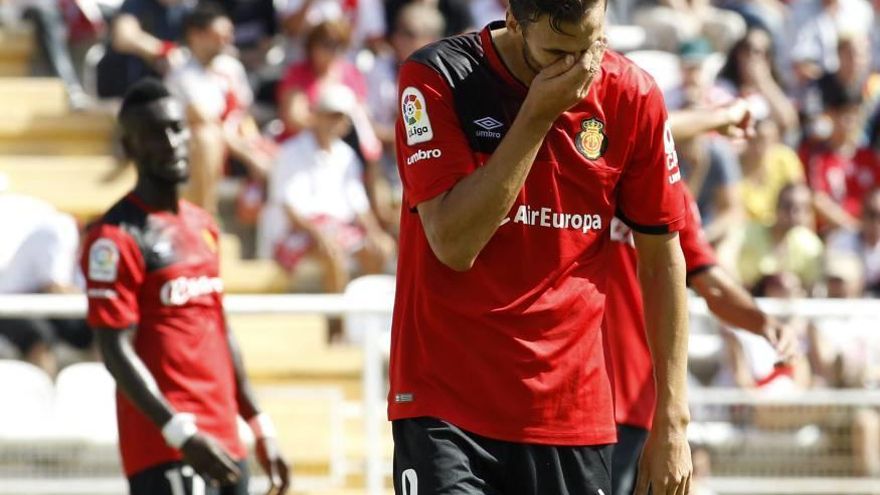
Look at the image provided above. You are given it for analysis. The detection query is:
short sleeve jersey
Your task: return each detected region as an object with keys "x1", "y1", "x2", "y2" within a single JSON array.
[
  {"x1": 388, "y1": 22, "x2": 686, "y2": 445},
  {"x1": 603, "y1": 188, "x2": 716, "y2": 430},
  {"x1": 81, "y1": 194, "x2": 245, "y2": 477}
]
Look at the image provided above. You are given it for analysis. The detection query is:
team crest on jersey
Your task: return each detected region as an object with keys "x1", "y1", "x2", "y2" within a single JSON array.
[
  {"x1": 88, "y1": 238, "x2": 119, "y2": 282},
  {"x1": 401, "y1": 87, "x2": 433, "y2": 145},
  {"x1": 575, "y1": 118, "x2": 608, "y2": 160},
  {"x1": 201, "y1": 229, "x2": 217, "y2": 253}
]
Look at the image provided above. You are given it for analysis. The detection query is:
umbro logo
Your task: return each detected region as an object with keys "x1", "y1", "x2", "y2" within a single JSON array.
[
  {"x1": 474, "y1": 117, "x2": 503, "y2": 139},
  {"x1": 474, "y1": 117, "x2": 504, "y2": 130}
]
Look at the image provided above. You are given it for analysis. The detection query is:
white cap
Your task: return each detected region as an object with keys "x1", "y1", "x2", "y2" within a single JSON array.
[{"x1": 314, "y1": 83, "x2": 356, "y2": 115}]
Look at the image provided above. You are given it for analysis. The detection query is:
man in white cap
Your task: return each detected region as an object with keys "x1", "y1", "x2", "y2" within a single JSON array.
[{"x1": 259, "y1": 83, "x2": 395, "y2": 339}]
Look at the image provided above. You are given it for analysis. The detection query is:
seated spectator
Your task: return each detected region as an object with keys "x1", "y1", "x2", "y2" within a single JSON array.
[
  {"x1": 258, "y1": 84, "x2": 394, "y2": 297},
  {"x1": 97, "y1": 0, "x2": 192, "y2": 99},
  {"x1": 737, "y1": 183, "x2": 824, "y2": 290},
  {"x1": 470, "y1": 0, "x2": 507, "y2": 28},
  {"x1": 739, "y1": 119, "x2": 805, "y2": 225},
  {"x1": 715, "y1": 27, "x2": 800, "y2": 138},
  {"x1": 800, "y1": 89, "x2": 880, "y2": 231},
  {"x1": 678, "y1": 130, "x2": 743, "y2": 247},
  {"x1": 277, "y1": 20, "x2": 381, "y2": 163},
  {"x1": 214, "y1": 0, "x2": 278, "y2": 71},
  {"x1": 0, "y1": 187, "x2": 91, "y2": 376},
  {"x1": 789, "y1": 0, "x2": 874, "y2": 81},
  {"x1": 632, "y1": 0, "x2": 746, "y2": 53},
  {"x1": 385, "y1": 0, "x2": 473, "y2": 37},
  {"x1": 826, "y1": 188, "x2": 880, "y2": 295},
  {"x1": 365, "y1": 3, "x2": 445, "y2": 230},
  {"x1": 279, "y1": 0, "x2": 386, "y2": 57},
  {"x1": 165, "y1": 3, "x2": 273, "y2": 215}
]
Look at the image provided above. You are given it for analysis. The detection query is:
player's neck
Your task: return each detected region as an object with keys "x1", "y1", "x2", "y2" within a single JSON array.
[
  {"x1": 133, "y1": 177, "x2": 181, "y2": 213},
  {"x1": 492, "y1": 28, "x2": 538, "y2": 86}
]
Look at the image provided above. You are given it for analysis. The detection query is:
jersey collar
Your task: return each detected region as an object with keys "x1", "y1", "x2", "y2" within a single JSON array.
[{"x1": 480, "y1": 21, "x2": 529, "y2": 97}]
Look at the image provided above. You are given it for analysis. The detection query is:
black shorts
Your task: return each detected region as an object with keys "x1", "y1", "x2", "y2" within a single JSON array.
[
  {"x1": 611, "y1": 424, "x2": 650, "y2": 495},
  {"x1": 128, "y1": 459, "x2": 249, "y2": 495},
  {"x1": 392, "y1": 416, "x2": 612, "y2": 495}
]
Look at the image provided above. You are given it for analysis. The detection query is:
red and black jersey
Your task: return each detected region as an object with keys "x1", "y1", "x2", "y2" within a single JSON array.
[
  {"x1": 603, "y1": 189, "x2": 716, "y2": 430},
  {"x1": 81, "y1": 193, "x2": 245, "y2": 477},
  {"x1": 388, "y1": 22, "x2": 686, "y2": 446}
]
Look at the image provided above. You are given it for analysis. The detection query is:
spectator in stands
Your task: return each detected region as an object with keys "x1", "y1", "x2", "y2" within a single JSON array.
[
  {"x1": 165, "y1": 3, "x2": 272, "y2": 215},
  {"x1": 259, "y1": 84, "x2": 394, "y2": 341},
  {"x1": 800, "y1": 89, "x2": 879, "y2": 231},
  {"x1": 279, "y1": 0, "x2": 386, "y2": 57},
  {"x1": 632, "y1": 0, "x2": 746, "y2": 53},
  {"x1": 738, "y1": 183, "x2": 825, "y2": 291},
  {"x1": 0, "y1": 185, "x2": 90, "y2": 377},
  {"x1": 214, "y1": 0, "x2": 278, "y2": 71},
  {"x1": 470, "y1": 0, "x2": 507, "y2": 27},
  {"x1": 677, "y1": 122, "x2": 744, "y2": 247},
  {"x1": 365, "y1": 3, "x2": 445, "y2": 230},
  {"x1": 277, "y1": 20, "x2": 381, "y2": 164},
  {"x1": 385, "y1": 0, "x2": 473, "y2": 37},
  {"x1": 739, "y1": 119, "x2": 805, "y2": 225},
  {"x1": 97, "y1": 0, "x2": 193, "y2": 98},
  {"x1": 789, "y1": 0, "x2": 874, "y2": 81},
  {"x1": 0, "y1": 0, "x2": 89, "y2": 109},
  {"x1": 715, "y1": 27, "x2": 800, "y2": 138},
  {"x1": 826, "y1": 189, "x2": 880, "y2": 295}
]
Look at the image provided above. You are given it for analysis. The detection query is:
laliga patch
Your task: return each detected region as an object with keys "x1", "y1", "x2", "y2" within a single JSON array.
[
  {"x1": 575, "y1": 118, "x2": 608, "y2": 161},
  {"x1": 401, "y1": 87, "x2": 434, "y2": 145},
  {"x1": 88, "y1": 238, "x2": 120, "y2": 282}
]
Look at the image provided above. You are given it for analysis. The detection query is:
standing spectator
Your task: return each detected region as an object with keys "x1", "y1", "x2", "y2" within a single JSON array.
[
  {"x1": 165, "y1": 3, "x2": 272, "y2": 215},
  {"x1": 715, "y1": 27, "x2": 800, "y2": 137},
  {"x1": 259, "y1": 84, "x2": 393, "y2": 307},
  {"x1": 678, "y1": 130, "x2": 743, "y2": 246},
  {"x1": 737, "y1": 183, "x2": 825, "y2": 290},
  {"x1": 800, "y1": 89, "x2": 879, "y2": 230},
  {"x1": 739, "y1": 119, "x2": 805, "y2": 225},
  {"x1": 98, "y1": 0, "x2": 194, "y2": 98},
  {"x1": 364, "y1": 2, "x2": 445, "y2": 229},
  {"x1": 632, "y1": 0, "x2": 746, "y2": 53},
  {"x1": 826, "y1": 188, "x2": 880, "y2": 295},
  {"x1": 277, "y1": 20, "x2": 381, "y2": 162}
]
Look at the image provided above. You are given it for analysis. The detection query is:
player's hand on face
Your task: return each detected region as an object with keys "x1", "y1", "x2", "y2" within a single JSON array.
[
  {"x1": 635, "y1": 425, "x2": 693, "y2": 495},
  {"x1": 763, "y1": 319, "x2": 799, "y2": 363},
  {"x1": 256, "y1": 437, "x2": 292, "y2": 494},
  {"x1": 180, "y1": 433, "x2": 241, "y2": 487},
  {"x1": 524, "y1": 38, "x2": 606, "y2": 124}
]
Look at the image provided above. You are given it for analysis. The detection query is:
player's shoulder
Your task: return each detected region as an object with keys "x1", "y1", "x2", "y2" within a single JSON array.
[
  {"x1": 600, "y1": 50, "x2": 663, "y2": 101},
  {"x1": 403, "y1": 31, "x2": 485, "y2": 87},
  {"x1": 88, "y1": 195, "x2": 147, "y2": 239},
  {"x1": 180, "y1": 199, "x2": 219, "y2": 231}
]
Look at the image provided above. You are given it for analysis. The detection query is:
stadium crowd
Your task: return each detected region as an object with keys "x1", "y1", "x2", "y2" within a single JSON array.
[{"x1": 0, "y1": 0, "x2": 880, "y2": 485}]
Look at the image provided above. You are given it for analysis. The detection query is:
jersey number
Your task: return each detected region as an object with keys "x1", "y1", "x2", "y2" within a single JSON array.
[{"x1": 164, "y1": 465, "x2": 205, "y2": 495}]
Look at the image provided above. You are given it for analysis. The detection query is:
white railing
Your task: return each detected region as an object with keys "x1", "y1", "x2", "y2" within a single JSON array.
[{"x1": 1, "y1": 294, "x2": 879, "y2": 495}]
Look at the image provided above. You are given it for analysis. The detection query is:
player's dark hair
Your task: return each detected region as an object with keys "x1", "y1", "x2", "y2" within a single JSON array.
[
  {"x1": 508, "y1": 0, "x2": 604, "y2": 33},
  {"x1": 182, "y1": 2, "x2": 228, "y2": 35},
  {"x1": 118, "y1": 78, "x2": 171, "y2": 123}
]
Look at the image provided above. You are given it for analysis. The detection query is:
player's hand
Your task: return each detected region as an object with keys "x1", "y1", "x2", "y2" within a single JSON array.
[
  {"x1": 763, "y1": 318, "x2": 799, "y2": 363},
  {"x1": 635, "y1": 421, "x2": 692, "y2": 495},
  {"x1": 180, "y1": 433, "x2": 241, "y2": 486},
  {"x1": 256, "y1": 437, "x2": 292, "y2": 494},
  {"x1": 522, "y1": 38, "x2": 606, "y2": 124}
]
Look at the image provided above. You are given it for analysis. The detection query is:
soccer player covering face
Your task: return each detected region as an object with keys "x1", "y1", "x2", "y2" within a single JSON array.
[
  {"x1": 81, "y1": 79, "x2": 290, "y2": 495},
  {"x1": 389, "y1": 0, "x2": 692, "y2": 493},
  {"x1": 604, "y1": 188, "x2": 799, "y2": 495}
]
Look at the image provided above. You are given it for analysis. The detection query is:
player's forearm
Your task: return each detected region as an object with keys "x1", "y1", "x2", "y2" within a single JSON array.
[
  {"x1": 418, "y1": 112, "x2": 553, "y2": 271},
  {"x1": 691, "y1": 265, "x2": 771, "y2": 335},
  {"x1": 635, "y1": 233, "x2": 690, "y2": 427},
  {"x1": 96, "y1": 329, "x2": 176, "y2": 427},
  {"x1": 226, "y1": 328, "x2": 260, "y2": 420}
]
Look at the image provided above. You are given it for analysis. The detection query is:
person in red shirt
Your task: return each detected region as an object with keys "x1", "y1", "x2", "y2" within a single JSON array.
[
  {"x1": 604, "y1": 188, "x2": 799, "y2": 495},
  {"x1": 388, "y1": 0, "x2": 691, "y2": 492},
  {"x1": 82, "y1": 79, "x2": 290, "y2": 495}
]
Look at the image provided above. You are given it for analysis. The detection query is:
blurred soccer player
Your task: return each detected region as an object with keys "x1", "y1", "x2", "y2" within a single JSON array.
[
  {"x1": 389, "y1": 0, "x2": 692, "y2": 493},
  {"x1": 81, "y1": 79, "x2": 290, "y2": 495},
  {"x1": 604, "y1": 188, "x2": 799, "y2": 495}
]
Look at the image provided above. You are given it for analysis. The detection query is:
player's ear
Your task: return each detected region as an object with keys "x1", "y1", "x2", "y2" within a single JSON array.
[{"x1": 506, "y1": 10, "x2": 520, "y2": 35}]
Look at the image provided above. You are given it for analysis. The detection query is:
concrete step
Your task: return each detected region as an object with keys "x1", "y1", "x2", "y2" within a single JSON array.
[
  {"x1": 0, "y1": 78, "x2": 69, "y2": 116},
  {"x1": 0, "y1": 112, "x2": 114, "y2": 156}
]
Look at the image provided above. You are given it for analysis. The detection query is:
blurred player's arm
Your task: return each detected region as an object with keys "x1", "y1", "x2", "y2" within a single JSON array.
[
  {"x1": 690, "y1": 265, "x2": 798, "y2": 360},
  {"x1": 95, "y1": 328, "x2": 241, "y2": 485},
  {"x1": 418, "y1": 45, "x2": 605, "y2": 271},
  {"x1": 225, "y1": 326, "x2": 292, "y2": 493},
  {"x1": 633, "y1": 231, "x2": 692, "y2": 495}
]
